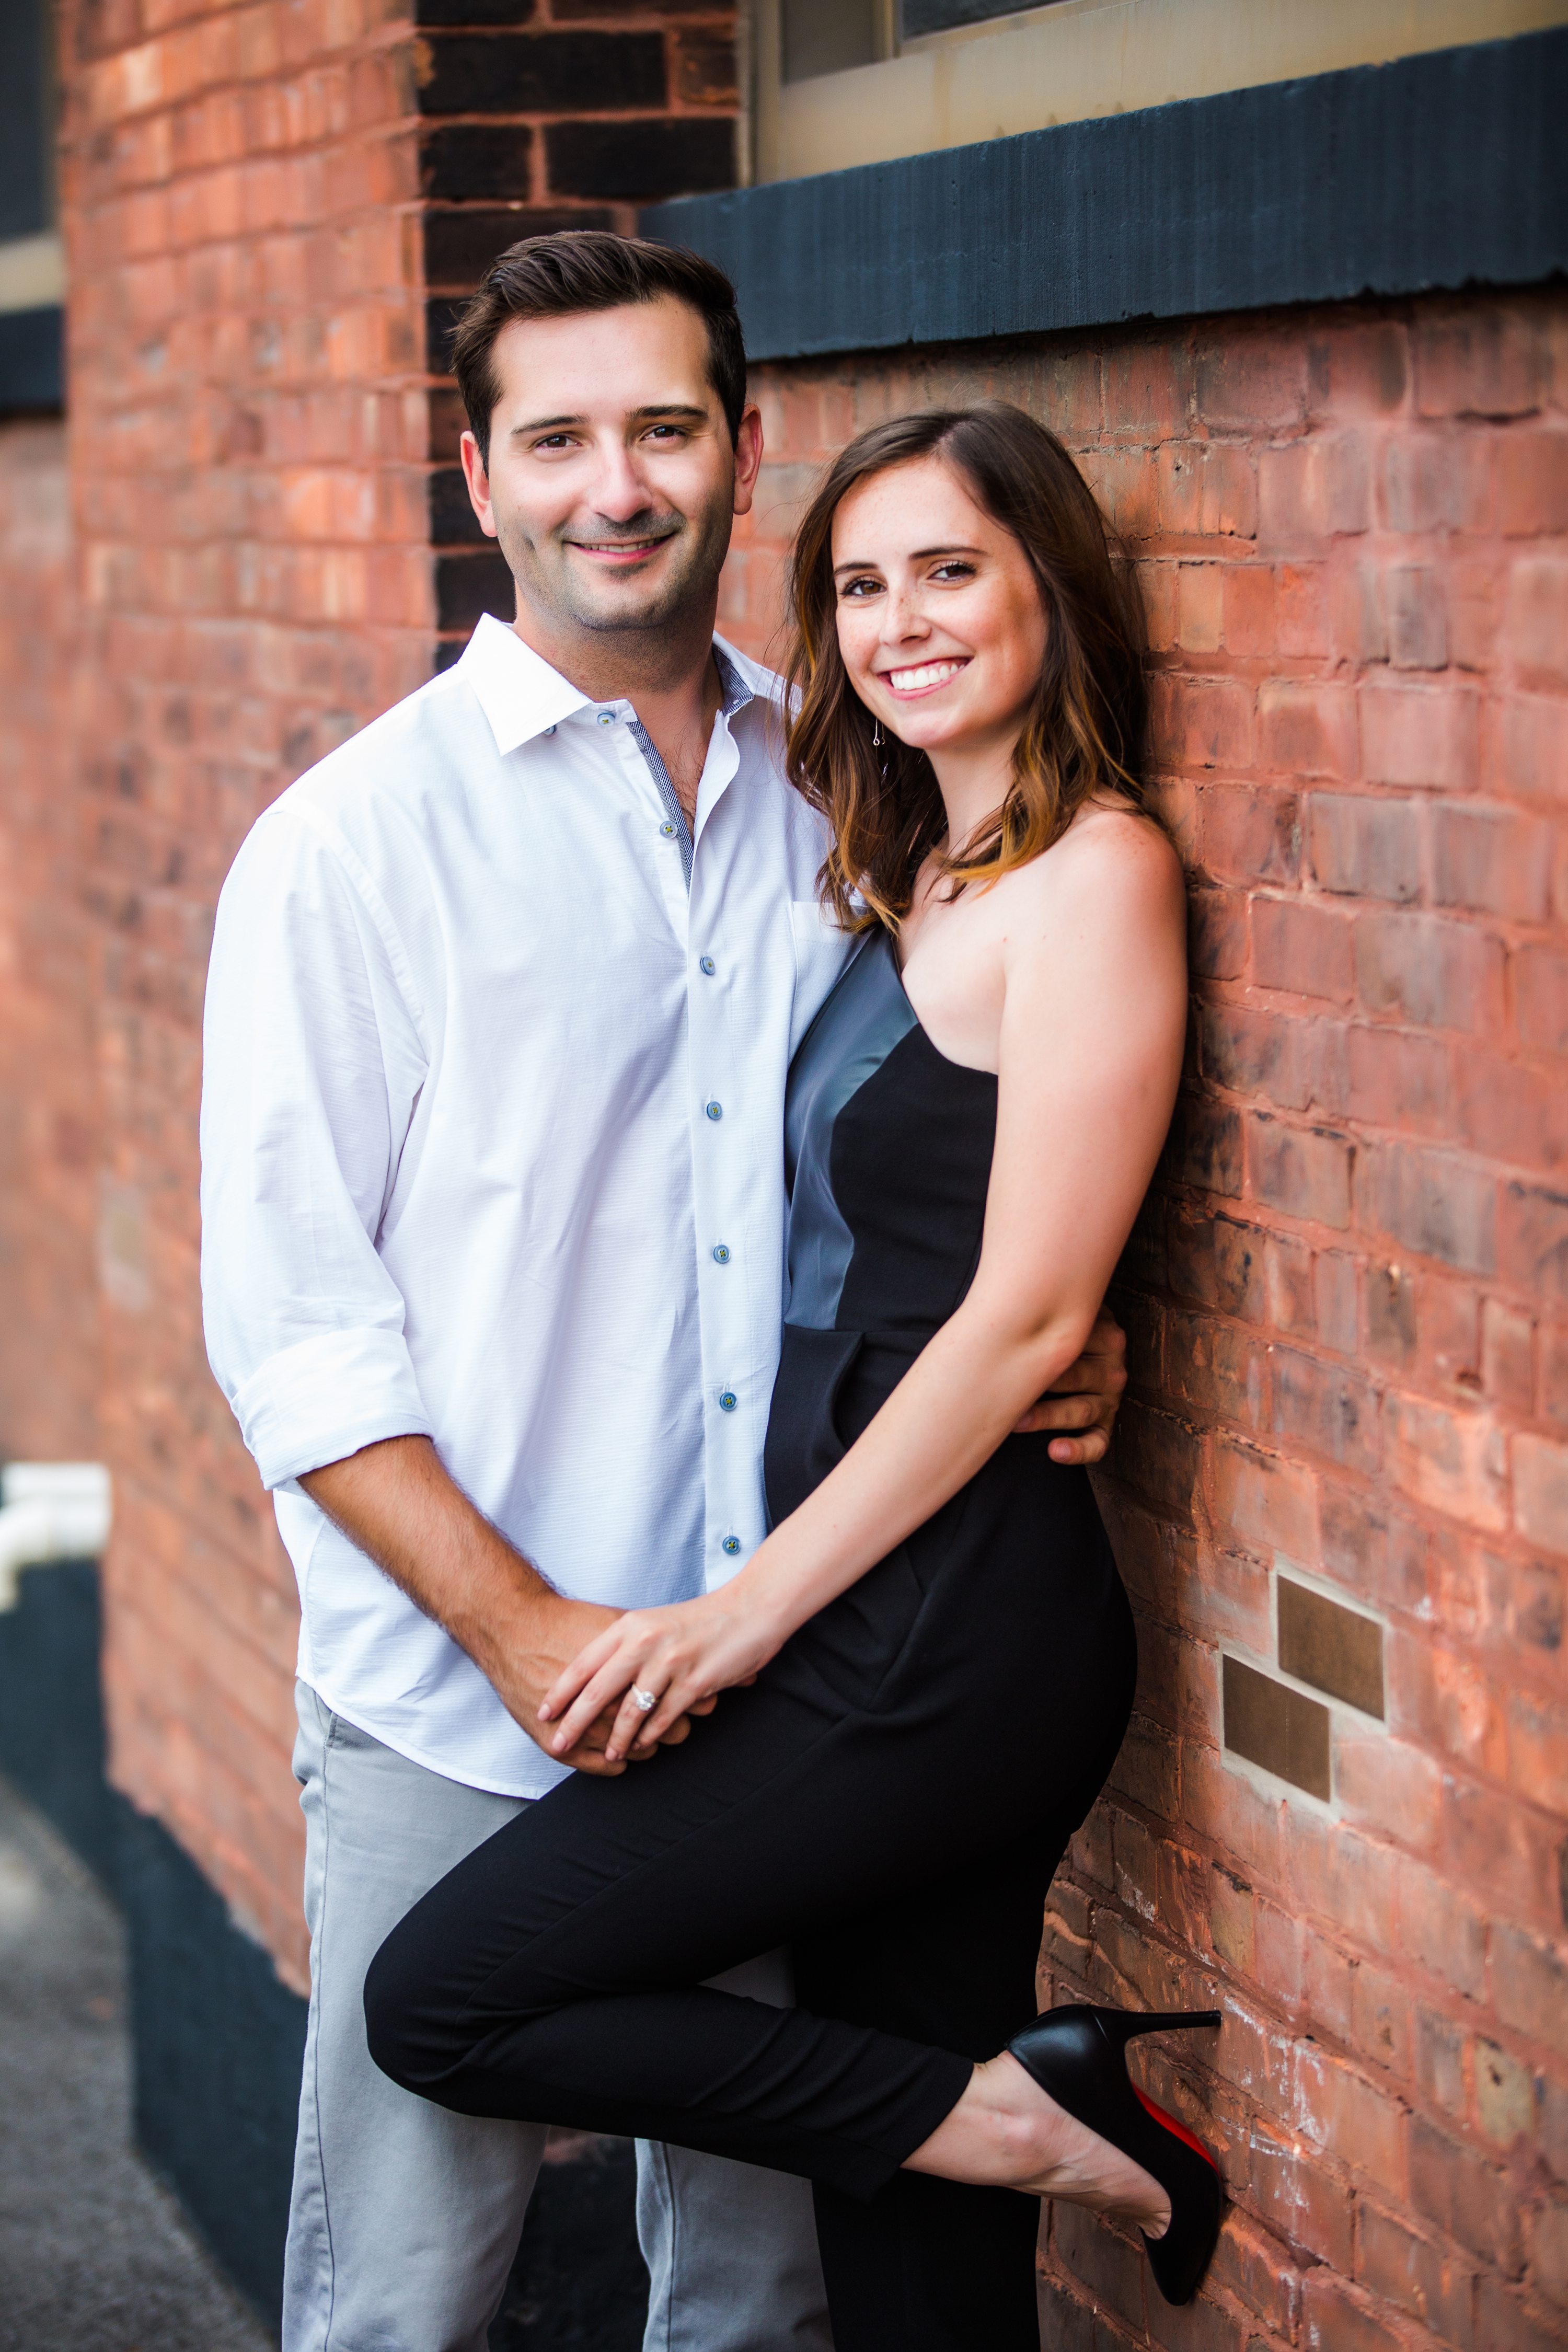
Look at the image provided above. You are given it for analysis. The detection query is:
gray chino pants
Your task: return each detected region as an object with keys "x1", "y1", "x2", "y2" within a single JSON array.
[{"x1": 283, "y1": 1684, "x2": 833, "y2": 2352}]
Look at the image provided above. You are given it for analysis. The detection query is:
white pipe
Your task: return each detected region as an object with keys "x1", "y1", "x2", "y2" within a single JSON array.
[{"x1": 0, "y1": 1463, "x2": 112, "y2": 1610}]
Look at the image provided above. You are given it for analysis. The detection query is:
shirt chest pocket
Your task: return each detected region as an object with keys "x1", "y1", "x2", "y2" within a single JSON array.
[{"x1": 788, "y1": 898, "x2": 853, "y2": 1060}]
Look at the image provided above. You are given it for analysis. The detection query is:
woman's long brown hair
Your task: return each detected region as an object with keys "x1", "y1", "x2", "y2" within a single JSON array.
[{"x1": 784, "y1": 401, "x2": 1150, "y2": 932}]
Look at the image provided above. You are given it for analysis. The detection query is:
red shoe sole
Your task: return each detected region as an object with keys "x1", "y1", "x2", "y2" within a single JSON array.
[{"x1": 1134, "y1": 2085, "x2": 1219, "y2": 2172}]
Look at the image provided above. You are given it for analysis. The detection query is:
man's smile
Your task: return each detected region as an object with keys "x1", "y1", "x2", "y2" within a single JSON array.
[{"x1": 563, "y1": 527, "x2": 682, "y2": 566}]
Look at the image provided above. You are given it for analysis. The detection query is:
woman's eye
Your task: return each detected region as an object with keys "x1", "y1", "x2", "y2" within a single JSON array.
[
  {"x1": 930, "y1": 561, "x2": 976, "y2": 582},
  {"x1": 838, "y1": 576, "x2": 882, "y2": 599}
]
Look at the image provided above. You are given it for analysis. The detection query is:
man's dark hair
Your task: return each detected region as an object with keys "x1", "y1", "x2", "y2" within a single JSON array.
[{"x1": 451, "y1": 230, "x2": 747, "y2": 466}]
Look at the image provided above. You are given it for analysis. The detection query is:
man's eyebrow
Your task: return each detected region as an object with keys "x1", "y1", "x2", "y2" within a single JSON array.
[
  {"x1": 510, "y1": 403, "x2": 710, "y2": 437},
  {"x1": 831, "y1": 543, "x2": 984, "y2": 573}
]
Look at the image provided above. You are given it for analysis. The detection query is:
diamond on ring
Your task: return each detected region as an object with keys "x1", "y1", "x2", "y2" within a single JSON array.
[{"x1": 630, "y1": 1686, "x2": 658, "y2": 1712}]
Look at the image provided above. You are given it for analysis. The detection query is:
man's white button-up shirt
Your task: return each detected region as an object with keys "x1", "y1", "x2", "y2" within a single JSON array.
[{"x1": 200, "y1": 614, "x2": 851, "y2": 1796}]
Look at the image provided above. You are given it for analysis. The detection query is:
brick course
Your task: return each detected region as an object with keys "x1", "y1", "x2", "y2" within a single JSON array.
[{"x1": 719, "y1": 290, "x2": 1568, "y2": 2349}]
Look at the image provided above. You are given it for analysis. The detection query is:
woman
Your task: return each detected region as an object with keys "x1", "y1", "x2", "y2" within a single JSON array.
[{"x1": 366, "y1": 402, "x2": 1217, "y2": 2346}]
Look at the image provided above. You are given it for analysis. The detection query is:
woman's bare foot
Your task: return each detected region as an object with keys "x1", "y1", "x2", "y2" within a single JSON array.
[{"x1": 904, "y1": 2052, "x2": 1172, "y2": 2236}]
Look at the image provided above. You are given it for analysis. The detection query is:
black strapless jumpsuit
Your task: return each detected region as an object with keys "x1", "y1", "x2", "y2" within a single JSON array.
[{"x1": 367, "y1": 928, "x2": 1138, "y2": 2350}]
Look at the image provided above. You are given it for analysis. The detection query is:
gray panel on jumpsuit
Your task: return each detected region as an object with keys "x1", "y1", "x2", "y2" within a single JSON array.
[{"x1": 782, "y1": 929, "x2": 917, "y2": 1331}]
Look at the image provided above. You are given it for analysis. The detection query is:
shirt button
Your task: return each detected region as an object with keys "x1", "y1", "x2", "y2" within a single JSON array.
[
  {"x1": 596, "y1": 710, "x2": 615, "y2": 727},
  {"x1": 719, "y1": 1391, "x2": 737, "y2": 1412},
  {"x1": 705, "y1": 1100, "x2": 722, "y2": 1121},
  {"x1": 660, "y1": 821, "x2": 677, "y2": 837},
  {"x1": 699, "y1": 955, "x2": 716, "y2": 976},
  {"x1": 711, "y1": 1244, "x2": 730, "y2": 1263},
  {"x1": 721, "y1": 1536, "x2": 742, "y2": 1556},
  {"x1": 542, "y1": 724, "x2": 556, "y2": 736}
]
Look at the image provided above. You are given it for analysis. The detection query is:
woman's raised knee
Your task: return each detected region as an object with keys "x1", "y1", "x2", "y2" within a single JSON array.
[{"x1": 362, "y1": 1912, "x2": 460, "y2": 2093}]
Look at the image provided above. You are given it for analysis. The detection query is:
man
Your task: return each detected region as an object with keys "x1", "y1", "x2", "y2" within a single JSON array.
[{"x1": 200, "y1": 232, "x2": 1126, "y2": 2352}]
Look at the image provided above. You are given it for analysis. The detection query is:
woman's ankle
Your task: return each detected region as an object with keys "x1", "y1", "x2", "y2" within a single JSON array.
[
  {"x1": 993, "y1": 2055, "x2": 1171, "y2": 2229},
  {"x1": 904, "y1": 2057, "x2": 1050, "y2": 2188},
  {"x1": 903, "y1": 2052, "x2": 1170, "y2": 2230}
]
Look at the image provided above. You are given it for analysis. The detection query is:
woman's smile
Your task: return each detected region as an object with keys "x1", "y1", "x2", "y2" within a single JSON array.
[{"x1": 880, "y1": 657, "x2": 971, "y2": 696}]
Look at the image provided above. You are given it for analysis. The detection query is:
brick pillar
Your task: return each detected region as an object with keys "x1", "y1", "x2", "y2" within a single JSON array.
[{"x1": 54, "y1": 0, "x2": 736, "y2": 1975}]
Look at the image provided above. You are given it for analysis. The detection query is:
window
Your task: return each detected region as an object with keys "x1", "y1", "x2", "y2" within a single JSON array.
[
  {"x1": 898, "y1": 0, "x2": 1056, "y2": 41},
  {"x1": 781, "y1": 0, "x2": 896, "y2": 82},
  {"x1": 753, "y1": 0, "x2": 1560, "y2": 188}
]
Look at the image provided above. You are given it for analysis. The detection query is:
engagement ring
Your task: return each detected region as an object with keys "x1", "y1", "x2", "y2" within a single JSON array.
[{"x1": 630, "y1": 1686, "x2": 658, "y2": 1712}]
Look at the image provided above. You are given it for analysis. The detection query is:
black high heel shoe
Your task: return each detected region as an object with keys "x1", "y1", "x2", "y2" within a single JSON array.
[{"x1": 1007, "y1": 2003, "x2": 1225, "y2": 2305}]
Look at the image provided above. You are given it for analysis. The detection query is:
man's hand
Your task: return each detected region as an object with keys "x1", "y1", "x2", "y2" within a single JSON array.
[
  {"x1": 300, "y1": 1435, "x2": 694, "y2": 1777},
  {"x1": 1012, "y1": 1306, "x2": 1127, "y2": 1465},
  {"x1": 486, "y1": 1589, "x2": 703, "y2": 1775}
]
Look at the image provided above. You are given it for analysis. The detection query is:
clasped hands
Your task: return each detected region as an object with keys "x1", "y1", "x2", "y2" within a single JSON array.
[{"x1": 528, "y1": 1309, "x2": 1127, "y2": 1774}]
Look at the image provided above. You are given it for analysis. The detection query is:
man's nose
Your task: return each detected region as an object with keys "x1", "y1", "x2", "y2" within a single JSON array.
[{"x1": 588, "y1": 439, "x2": 653, "y2": 521}]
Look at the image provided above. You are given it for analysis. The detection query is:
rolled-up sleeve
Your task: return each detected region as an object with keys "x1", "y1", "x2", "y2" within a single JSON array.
[{"x1": 200, "y1": 797, "x2": 434, "y2": 1490}]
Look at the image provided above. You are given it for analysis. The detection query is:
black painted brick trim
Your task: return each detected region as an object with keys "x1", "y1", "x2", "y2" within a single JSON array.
[
  {"x1": 642, "y1": 28, "x2": 1568, "y2": 361},
  {"x1": 416, "y1": 30, "x2": 666, "y2": 116},
  {"x1": 424, "y1": 204, "x2": 617, "y2": 285},
  {"x1": 428, "y1": 291, "x2": 466, "y2": 371},
  {"x1": 431, "y1": 462, "x2": 487, "y2": 543},
  {"x1": 438, "y1": 547, "x2": 515, "y2": 630},
  {"x1": 421, "y1": 122, "x2": 535, "y2": 201},
  {"x1": 417, "y1": 0, "x2": 535, "y2": 23},
  {"x1": 0, "y1": 304, "x2": 64, "y2": 412},
  {"x1": 548, "y1": 115, "x2": 734, "y2": 200},
  {"x1": 120, "y1": 1796, "x2": 308, "y2": 2325},
  {"x1": 0, "y1": 1558, "x2": 114, "y2": 1882}
]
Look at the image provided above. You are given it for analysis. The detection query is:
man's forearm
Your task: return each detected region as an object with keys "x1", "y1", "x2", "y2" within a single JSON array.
[
  {"x1": 299, "y1": 1434, "x2": 633, "y2": 1771},
  {"x1": 301, "y1": 1434, "x2": 552, "y2": 1681}
]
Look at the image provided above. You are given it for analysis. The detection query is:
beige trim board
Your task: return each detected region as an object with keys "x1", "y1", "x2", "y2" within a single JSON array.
[
  {"x1": 0, "y1": 234, "x2": 65, "y2": 316},
  {"x1": 766, "y1": 0, "x2": 1568, "y2": 182}
]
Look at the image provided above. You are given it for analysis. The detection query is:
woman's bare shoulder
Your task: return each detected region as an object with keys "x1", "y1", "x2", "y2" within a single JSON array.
[{"x1": 995, "y1": 799, "x2": 1184, "y2": 932}]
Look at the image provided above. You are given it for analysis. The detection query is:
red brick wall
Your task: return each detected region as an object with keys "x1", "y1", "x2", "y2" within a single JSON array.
[
  {"x1": 0, "y1": 420, "x2": 99, "y2": 1466},
  {"x1": 722, "y1": 290, "x2": 1568, "y2": 2351}
]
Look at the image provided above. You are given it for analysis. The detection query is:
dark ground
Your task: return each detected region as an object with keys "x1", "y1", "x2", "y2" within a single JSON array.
[{"x1": 0, "y1": 1773, "x2": 274, "y2": 2352}]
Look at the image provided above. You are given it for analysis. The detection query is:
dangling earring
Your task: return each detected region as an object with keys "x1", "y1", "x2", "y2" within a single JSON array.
[{"x1": 872, "y1": 718, "x2": 884, "y2": 748}]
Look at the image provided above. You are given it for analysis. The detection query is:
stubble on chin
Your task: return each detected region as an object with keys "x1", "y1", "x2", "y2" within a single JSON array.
[{"x1": 494, "y1": 500, "x2": 733, "y2": 643}]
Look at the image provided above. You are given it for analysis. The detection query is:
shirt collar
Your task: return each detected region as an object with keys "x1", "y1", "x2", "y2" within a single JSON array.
[
  {"x1": 457, "y1": 614, "x2": 593, "y2": 756},
  {"x1": 458, "y1": 612, "x2": 781, "y2": 758},
  {"x1": 712, "y1": 635, "x2": 777, "y2": 719}
]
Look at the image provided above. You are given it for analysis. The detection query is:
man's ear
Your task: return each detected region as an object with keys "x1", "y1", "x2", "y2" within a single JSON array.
[
  {"x1": 460, "y1": 429, "x2": 499, "y2": 539},
  {"x1": 731, "y1": 402, "x2": 765, "y2": 521}
]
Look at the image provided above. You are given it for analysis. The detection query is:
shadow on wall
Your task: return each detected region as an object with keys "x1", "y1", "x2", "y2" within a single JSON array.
[{"x1": 0, "y1": 1558, "x2": 649, "y2": 2347}]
